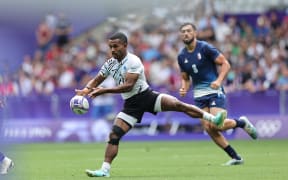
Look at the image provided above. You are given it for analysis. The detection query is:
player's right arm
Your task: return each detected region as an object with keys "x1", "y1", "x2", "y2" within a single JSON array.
[
  {"x1": 179, "y1": 72, "x2": 191, "y2": 97},
  {"x1": 75, "y1": 73, "x2": 106, "y2": 96}
]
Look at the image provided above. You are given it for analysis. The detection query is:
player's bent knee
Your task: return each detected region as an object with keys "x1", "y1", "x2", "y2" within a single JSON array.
[
  {"x1": 108, "y1": 138, "x2": 120, "y2": 145},
  {"x1": 112, "y1": 125, "x2": 126, "y2": 138},
  {"x1": 108, "y1": 125, "x2": 126, "y2": 145}
]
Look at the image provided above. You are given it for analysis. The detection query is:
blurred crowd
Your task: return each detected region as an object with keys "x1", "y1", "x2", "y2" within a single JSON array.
[{"x1": 1, "y1": 4, "x2": 288, "y2": 97}]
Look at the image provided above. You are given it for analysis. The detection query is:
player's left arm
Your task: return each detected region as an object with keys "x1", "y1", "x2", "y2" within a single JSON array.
[
  {"x1": 88, "y1": 73, "x2": 139, "y2": 98},
  {"x1": 211, "y1": 53, "x2": 231, "y2": 89},
  {"x1": 179, "y1": 72, "x2": 191, "y2": 97},
  {"x1": 75, "y1": 73, "x2": 106, "y2": 96}
]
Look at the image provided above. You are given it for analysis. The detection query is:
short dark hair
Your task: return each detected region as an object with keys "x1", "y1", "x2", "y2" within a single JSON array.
[
  {"x1": 179, "y1": 23, "x2": 197, "y2": 31},
  {"x1": 109, "y1": 32, "x2": 128, "y2": 44}
]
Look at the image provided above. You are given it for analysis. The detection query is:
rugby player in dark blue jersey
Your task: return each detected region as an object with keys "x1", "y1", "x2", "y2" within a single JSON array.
[{"x1": 177, "y1": 23, "x2": 257, "y2": 166}]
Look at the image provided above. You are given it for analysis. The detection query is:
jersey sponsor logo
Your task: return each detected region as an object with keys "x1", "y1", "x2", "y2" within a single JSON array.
[
  {"x1": 184, "y1": 58, "x2": 188, "y2": 63},
  {"x1": 197, "y1": 53, "x2": 201, "y2": 60}
]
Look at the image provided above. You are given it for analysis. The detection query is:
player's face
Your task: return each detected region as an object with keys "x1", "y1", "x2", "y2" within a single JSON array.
[
  {"x1": 180, "y1": 25, "x2": 196, "y2": 45},
  {"x1": 108, "y1": 39, "x2": 127, "y2": 61}
]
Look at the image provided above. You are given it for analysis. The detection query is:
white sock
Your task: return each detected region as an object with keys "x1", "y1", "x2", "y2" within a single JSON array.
[
  {"x1": 101, "y1": 162, "x2": 111, "y2": 172},
  {"x1": 203, "y1": 112, "x2": 215, "y2": 122}
]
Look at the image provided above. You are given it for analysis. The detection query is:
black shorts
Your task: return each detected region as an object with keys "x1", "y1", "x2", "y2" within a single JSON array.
[{"x1": 121, "y1": 88, "x2": 160, "y2": 123}]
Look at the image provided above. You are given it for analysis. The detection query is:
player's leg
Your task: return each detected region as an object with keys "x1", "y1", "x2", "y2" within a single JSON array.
[
  {"x1": 0, "y1": 152, "x2": 14, "y2": 175},
  {"x1": 212, "y1": 112, "x2": 258, "y2": 139},
  {"x1": 104, "y1": 118, "x2": 131, "y2": 163},
  {"x1": 207, "y1": 107, "x2": 243, "y2": 165},
  {"x1": 238, "y1": 116, "x2": 258, "y2": 139},
  {"x1": 86, "y1": 117, "x2": 131, "y2": 177},
  {"x1": 157, "y1": 94, "x2": 225, "y2": 127}
]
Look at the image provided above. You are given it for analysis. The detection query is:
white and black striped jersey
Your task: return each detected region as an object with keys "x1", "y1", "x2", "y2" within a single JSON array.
[{"x1": 99, "y1": 52, "x2": 149, "y2": 100}]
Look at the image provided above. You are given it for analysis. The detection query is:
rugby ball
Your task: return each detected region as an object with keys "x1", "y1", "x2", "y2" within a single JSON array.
[{"x1": 70, "y1": 95, "x2": 89, "y2": 115}]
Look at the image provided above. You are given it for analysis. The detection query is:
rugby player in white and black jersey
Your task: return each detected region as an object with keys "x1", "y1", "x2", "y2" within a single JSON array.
[{"x1": 75, "y1": 32, "x2": 227, "y2": 178}]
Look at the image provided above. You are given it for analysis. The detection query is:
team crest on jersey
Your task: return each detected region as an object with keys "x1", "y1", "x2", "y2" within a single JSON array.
[
  {"x1": 123, "y1": 66, "x2": 127, "y2": 71},
  {"x1": 197, "y1": 53, "x2": 201, "y2": 60},
  {"x1": 184, "y1": 58, "x2": 188, "y2": 63}
]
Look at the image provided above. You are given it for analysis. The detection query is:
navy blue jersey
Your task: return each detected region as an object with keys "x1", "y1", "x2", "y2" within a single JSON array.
[{"x1": 178, "y1": 40, "x2": 223, "y2": 98}]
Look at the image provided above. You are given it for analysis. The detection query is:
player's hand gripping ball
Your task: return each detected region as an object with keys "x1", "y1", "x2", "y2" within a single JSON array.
[{"x1": 70, "y1": 95, "x2": 89, "y2": 115}]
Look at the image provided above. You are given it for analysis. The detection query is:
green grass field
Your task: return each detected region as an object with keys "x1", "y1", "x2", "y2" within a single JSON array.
[{"x1": 4, "y1": 139, "x2": 288, "y2": 180}]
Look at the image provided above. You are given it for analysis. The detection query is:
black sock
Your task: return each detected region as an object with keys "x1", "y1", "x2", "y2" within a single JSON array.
[
  {"x1": 233, "y1": 118, "x2": 245, "y2": 128},
  {"x1": 224, "y1": 145, "x2": 241, "y2": 160}
]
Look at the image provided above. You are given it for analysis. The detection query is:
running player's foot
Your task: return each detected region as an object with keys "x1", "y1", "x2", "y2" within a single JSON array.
[
  {"x1": 240, "y1": 116, "x2": 258, "y2": 139},
  {"x1": 222, "y1": 158, "x2": 244, "y2": 166},
  {"x1": 0, "y1": 157, "x2": 14, "y2": 174},
  {"x1": 85, "y1": 169, "x2": 110, "y2": 177},
  {"x1": 214, "y1": 110, "x2": 227, "y2": 128}
]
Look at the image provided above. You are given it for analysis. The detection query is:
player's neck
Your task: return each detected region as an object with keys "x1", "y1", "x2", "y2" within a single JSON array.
[
  {"x1": 186, "y1": 40, "x2": 197, "y2": 52},
  {"x1": 117, "y1": 52, "x2": 128, "y2": 62}
]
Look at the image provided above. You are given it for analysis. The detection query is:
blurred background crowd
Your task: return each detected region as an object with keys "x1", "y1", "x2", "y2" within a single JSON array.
[{"x1": 1, "y1": 0, "x2": 288, "y2": 98}]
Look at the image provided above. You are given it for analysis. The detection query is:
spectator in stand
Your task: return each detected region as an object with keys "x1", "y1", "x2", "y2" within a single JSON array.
[
  {"x1": 11, "y1": 8, "x2": 288, "y2": 96},
  {"x1": 45, "y1": 12, "x2": 58, "y2": 33},
  {"x1": 269, "y1": 11, "x2": 281, "y2": 31},
  {"x1": 57, "y1": 62, "x2": 76, "y2": 88},
  {"x1": 240, "y1": 62, "x2": 256, "y2": 93},
  {"x1": 197, "y1": 15, "x2": 216, "y2": 42},
  {"x1": 214, "y1": 14, "x2": 232, "y2": 43},
  {"x1": 254, "y1": 14, "x2": 270, "y2": 39},
  {"x1": 277, "y1": 63, "x2": 288, "y2": 91},
  {"x1": 55, "y1": 13, "x2": 72, "y2": 49},
  {"x1": 36, "y1": 20, "x2": 54, "y2": 53}
]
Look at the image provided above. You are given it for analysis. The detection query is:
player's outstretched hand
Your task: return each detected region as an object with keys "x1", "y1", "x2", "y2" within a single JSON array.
[
  {"x1": 75, "y1": 88, "x2": 91, "y2": 96},
  {"x1": 88, "y1": 87, "x2": 106, "y2": 98}
]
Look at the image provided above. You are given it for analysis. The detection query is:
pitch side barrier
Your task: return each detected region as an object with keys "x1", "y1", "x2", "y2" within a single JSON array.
[
  {"x1": 1, "y1": 115, "x2": 287, "y2": 143},
  {"x1": 1, "y1": 89, "x2": 285, "y2": 120}
]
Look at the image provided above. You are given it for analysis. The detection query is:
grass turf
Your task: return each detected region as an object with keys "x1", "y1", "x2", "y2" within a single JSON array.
[{"x1": 4, "y1": 139, "x2": 288, "y2": 180}]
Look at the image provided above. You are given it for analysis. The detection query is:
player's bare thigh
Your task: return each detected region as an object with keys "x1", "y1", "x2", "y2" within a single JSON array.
[{"x1": 157, "y1": 94, "x2": 200, "y2": 117}]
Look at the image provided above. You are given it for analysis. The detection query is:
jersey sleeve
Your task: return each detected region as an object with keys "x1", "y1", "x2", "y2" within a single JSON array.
[
  {"x1": 127, "y1": 57, "x2": 142, "y2": 74},
  {"x1": 177, "y1": 55, "x2": 185, "y2": 72},
  {"x1": 99, "y1": 62, "x2": 110, "y2": 77},
  {"x1": 203, "y1": 43, "x2": 220, "y2": 62}
]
